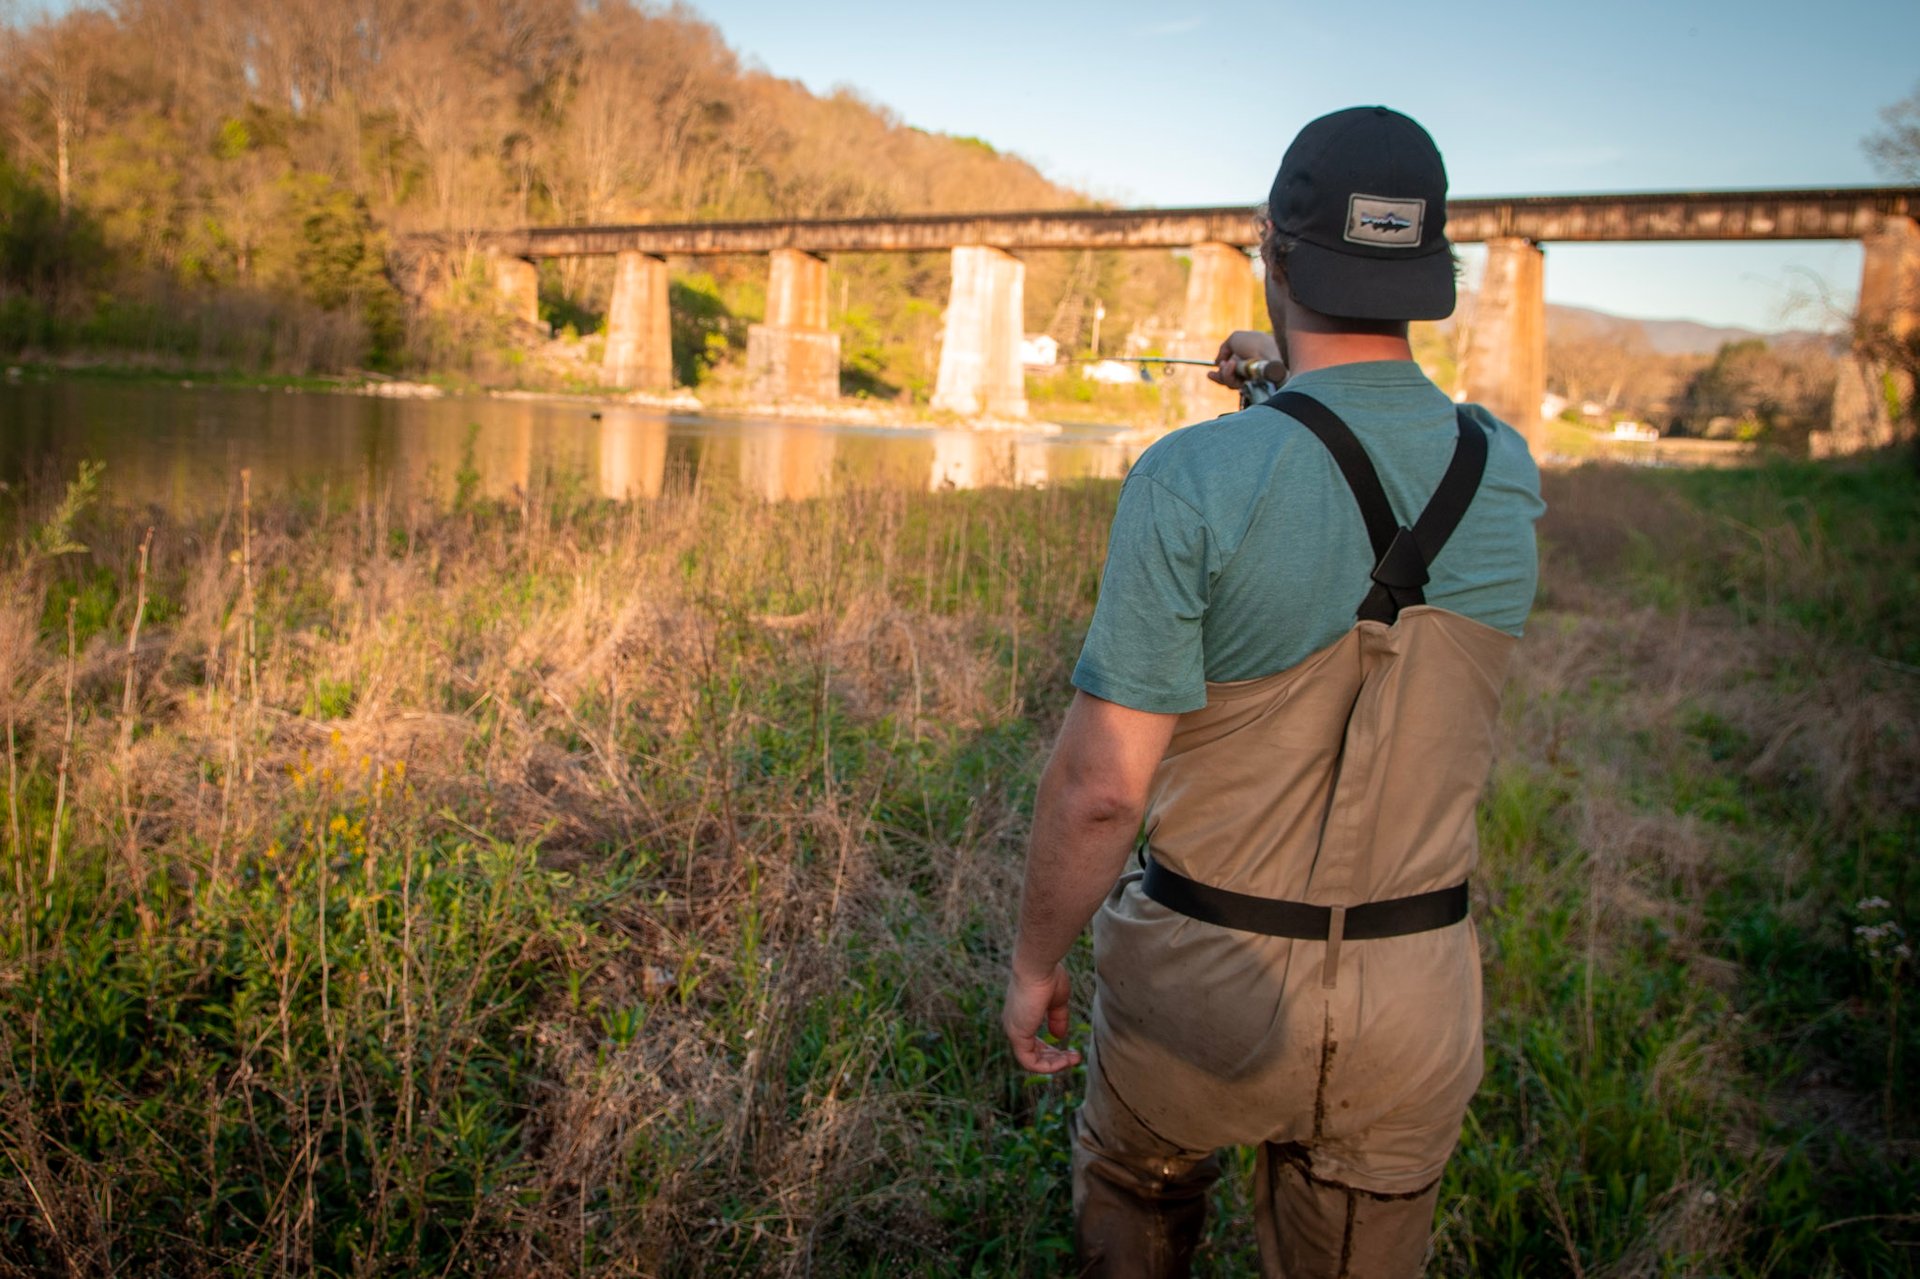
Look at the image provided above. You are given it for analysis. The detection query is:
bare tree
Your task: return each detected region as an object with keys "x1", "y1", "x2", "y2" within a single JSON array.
[
  {"x1": 3, "y1": 10, "x2": 116, "y2": 214},
  {"x1": 544, "y1": 6, "x2": 658, "y2": 225},
  {"x1": 376, "y1": 31, "x2": 503, "y2": 229},
  {"x1": 1864, "y1": 81, "x2": 1920, "y2": 182},
  {"x1": 1547, "y1": 314, "x2": 1654, "y2": 411},
  {"x1": 1860, "y1": 83, "x2": 1920, "y2": 464}
]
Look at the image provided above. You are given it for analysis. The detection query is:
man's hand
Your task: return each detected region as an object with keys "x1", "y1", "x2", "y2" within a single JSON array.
[
  {"x1": 1002, "y1": 692, "x2": 1176, "y2": 1075},
  {"x1": 1002, "y1": 960, "x2": 1083, "y2": 1074},
  {"x1": 1209, "y1": 330, "x2": 1284, "y2": 389}
]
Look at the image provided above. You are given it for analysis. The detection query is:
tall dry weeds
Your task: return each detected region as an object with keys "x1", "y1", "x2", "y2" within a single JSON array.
[
  {"x1": 0, "y1": 465, "x2": 1108, "y2": 1274},
  {"x1": 1, "y1": 455, "x2": 1913, "y2": 1275}
]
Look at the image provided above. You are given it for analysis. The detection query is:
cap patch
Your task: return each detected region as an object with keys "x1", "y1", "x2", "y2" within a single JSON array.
[{"x1": 1344, "y1": 194, "x2": 1425, "y2": 247}]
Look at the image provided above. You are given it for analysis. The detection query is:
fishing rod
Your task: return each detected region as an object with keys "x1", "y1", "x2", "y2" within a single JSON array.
[
  {"x1": 1062, "y1": 356, "x2": 1217, "y2": 367},
  {"x1": 1062, "y1": 355, "x2": 1283, "y2": 382}
]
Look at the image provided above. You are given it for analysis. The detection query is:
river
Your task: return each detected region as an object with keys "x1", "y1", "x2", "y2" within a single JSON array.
[{"x1": 0, "y1": 379, "x2": 1146, "y2": 515}]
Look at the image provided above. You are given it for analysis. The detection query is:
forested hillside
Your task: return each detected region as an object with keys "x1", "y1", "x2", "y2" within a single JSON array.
[{"x1": 0, "y1": 0, "x2": 1184, "y2": 387}]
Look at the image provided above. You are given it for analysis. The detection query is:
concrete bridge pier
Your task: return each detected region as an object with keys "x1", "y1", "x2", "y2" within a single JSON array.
[
  {"x1": 603, "y1": 250, "x2": 673, "y2": 391},
  {"x1": 1857, "y1": 215, "x2": 1920, "y2": 341},
  {"x1": 747, "y1": 248, "x2": 840, "y2": 402},
  {"x1": 489, "y1": 251, "x2": 541, "y2": 328},
  {"x1": 932, "y1": 245, "x2": 1026, "y2": 418},
  {"x1": 1463, "y1": 237, "x2": 1546, "y2": 446},
  {"x1": 1180, "y1": 242, "x2": 1256, "y2": 417},
  {"x1": 1817, "y1": 214, "x2": 1920, "y2": 456}
]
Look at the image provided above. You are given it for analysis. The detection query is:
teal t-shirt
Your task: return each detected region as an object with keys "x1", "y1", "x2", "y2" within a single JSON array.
[{"x1": 1072, "y1": 360, "x2": 1545, "y2": 715}]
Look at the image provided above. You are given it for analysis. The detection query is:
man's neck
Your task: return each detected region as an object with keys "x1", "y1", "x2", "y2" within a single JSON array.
[
  {"x1": 1271, "y1": 294, "x2": 1416, "y2": 377},
  {"x1": 1280, "y1": 329, "x2": 1414, "y2": 378}
]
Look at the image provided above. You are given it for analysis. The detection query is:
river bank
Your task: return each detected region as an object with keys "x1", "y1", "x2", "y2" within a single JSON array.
[{"x1": 4, "y1": 359, "x2": 1807, "y2": 474}]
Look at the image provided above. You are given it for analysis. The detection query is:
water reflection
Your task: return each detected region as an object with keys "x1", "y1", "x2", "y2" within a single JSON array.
[
  {"x1": 737, "y1": 421, "x2": 838, "y2": 503},
  {"x1": 0, "y1": 381, "x2": 1146, "y2": 516},
  {"x1": 930, "y1": 431, "x2": 1044, "y2": 491},
  {"x1": 596, "y1": 412, "x2": 669, "y2": 500}
]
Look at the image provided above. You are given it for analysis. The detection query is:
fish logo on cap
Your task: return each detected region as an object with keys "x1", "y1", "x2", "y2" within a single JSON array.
[{"x1": 1344, "y1": 195, "x2": 1425, "y2": 248}]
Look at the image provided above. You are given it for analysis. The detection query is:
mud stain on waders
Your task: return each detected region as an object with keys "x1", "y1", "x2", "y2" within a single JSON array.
[
  {"x1": 1339, "y1": 1190, "x2": 1360, "y2": 1276},
  {"x1": 1312, "y1": 1008, "x2": 1337, "y2": 1139}
]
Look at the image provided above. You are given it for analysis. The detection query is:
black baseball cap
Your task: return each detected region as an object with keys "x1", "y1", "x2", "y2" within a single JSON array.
[{"x1": 1266, "y1": 106, "x2": 1455, "y2": 321}]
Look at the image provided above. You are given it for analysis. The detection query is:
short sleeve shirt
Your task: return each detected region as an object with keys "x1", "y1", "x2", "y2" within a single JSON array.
[{"x1": 1072, "y1": 361, "x2": 1545, "y2": 714}]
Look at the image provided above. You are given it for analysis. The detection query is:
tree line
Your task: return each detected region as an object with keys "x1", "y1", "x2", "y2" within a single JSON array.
[
  {"x1": 0, "y1": 0, "x2": 1183, "y2": 384},
  {"x1": 1545, "y1": 312, "x2": 1845, "y2": 448}
]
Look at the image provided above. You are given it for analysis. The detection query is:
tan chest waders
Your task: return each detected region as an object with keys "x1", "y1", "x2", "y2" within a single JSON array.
[{"x1": 1083, "y1": 390, "x2": 1515, "y2": 1201}]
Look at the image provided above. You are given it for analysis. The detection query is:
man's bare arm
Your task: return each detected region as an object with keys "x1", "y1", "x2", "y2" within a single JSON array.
[{"x1": 1002, "y1": 691, "x2": 1177, "y2": 1074}]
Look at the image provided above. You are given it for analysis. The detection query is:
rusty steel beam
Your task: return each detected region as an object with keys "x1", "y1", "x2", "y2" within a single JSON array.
[
  {"x1": 407, "y1": 187, "x2": 1920, "y2": 258},
  {"x1": 1445, "y1": 188, "x2": 1920, "y2": 243},
  {"x1": 415, "y1": 208, "x2": 1261, "y2": 258}
]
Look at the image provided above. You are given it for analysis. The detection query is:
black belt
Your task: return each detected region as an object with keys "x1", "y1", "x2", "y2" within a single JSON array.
[{"x1": 1140, "y1": 853, "x2": 1469, "y2": 940}]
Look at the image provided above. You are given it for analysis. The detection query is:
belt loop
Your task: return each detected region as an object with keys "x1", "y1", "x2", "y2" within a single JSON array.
[{"x1": 1322, "y1": 906, "x2": 1347, "y2": 990}]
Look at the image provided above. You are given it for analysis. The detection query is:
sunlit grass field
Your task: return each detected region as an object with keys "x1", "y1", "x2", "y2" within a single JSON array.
[{"x1": 1, "y1": 450, "x2": 1914, "y2": 1276}]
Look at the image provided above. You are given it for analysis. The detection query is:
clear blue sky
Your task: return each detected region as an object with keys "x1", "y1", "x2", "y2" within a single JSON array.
[{"x1": 689, "y1": 0, "x2": 1918, "y2": 331}]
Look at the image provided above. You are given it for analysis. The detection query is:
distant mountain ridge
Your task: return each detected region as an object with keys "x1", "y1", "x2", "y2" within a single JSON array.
[{"x1": 1542, "y1": 301, "x2": 1838, "y2": 355}]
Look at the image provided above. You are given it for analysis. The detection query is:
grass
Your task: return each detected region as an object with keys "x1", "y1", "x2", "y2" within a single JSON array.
[
  {"x1": 0, "y1": 361, "x2": 359, "y2": 393},
  {"x1": 0, "y1": 450, "x2": 1914, "y2": 1275},
  {"x1": 1023, "y1": 371, "x2": 1176, "y2": 429}
]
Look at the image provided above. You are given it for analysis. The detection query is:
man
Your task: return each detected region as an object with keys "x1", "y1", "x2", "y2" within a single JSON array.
[{"x1": 1001, "y1": 106, "x2": 1544, "y2": 1277}]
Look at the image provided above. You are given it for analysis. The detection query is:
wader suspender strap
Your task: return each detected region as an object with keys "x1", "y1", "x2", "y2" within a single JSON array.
[
  {"x1": 1138, "y1": 391, "x2": 1489, "y2": 941},
  {"x1": 1263, "y1": 391, "x2": 1489, "y2": 625}
]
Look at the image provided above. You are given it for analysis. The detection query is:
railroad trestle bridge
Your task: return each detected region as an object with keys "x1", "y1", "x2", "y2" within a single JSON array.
[{"x1": 405, "y1": 187, "x2": 1920, "y2": 450}]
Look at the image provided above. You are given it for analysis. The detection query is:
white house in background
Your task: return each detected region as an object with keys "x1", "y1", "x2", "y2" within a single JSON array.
[
  {"x1": 1541, "y1": 391, "x2": 1569, "y2": 421},
  {"x1": 1020, "y1": 334, "x2": 1059, "y2": 368},
  {"x1": 1083, "y1": 359, "x2": 1144, "y2": 384}
]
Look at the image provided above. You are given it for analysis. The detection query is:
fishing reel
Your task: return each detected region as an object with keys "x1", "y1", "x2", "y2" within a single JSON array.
[{"x1": 1236, "y1": 358, "x2": 1282, "y2": 408}]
